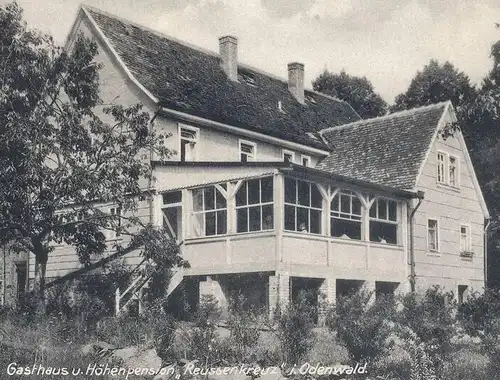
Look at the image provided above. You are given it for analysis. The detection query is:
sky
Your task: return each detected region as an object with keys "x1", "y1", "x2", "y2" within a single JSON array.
[{"x1": 5, "y1": 0, "x2": 500, "y2": 103}]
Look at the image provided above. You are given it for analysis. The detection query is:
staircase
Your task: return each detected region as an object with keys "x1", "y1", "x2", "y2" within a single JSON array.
[{"x1": 115, "y1": 265, "x2": 184, "y2": 316}]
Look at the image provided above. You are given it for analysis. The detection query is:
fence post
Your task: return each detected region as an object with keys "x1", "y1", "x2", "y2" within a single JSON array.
[{"x1": 115, "y1": 287, "x2": 120, "y2": 316}]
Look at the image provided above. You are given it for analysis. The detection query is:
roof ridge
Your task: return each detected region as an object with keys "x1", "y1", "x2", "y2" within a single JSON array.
[
  {"x1": 319, "y1": 101, "x2": 450, "y2": 135},
  {"x1": 81, "y1": 5, "x2": 348, "y2": 105}
]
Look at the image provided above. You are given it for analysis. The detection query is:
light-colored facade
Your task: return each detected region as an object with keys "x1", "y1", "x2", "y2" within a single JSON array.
[{"x1": 1, "y1": 6, "x2": 489, "y2": 313}]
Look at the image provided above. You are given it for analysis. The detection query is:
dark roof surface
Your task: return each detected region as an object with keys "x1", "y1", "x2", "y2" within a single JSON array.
[
  {"x1": 84, "y1": 7, "x2": 361, "y2": 149},
  {"x1": 317, "y1": 102, "x2": 448, "y2": 190}
]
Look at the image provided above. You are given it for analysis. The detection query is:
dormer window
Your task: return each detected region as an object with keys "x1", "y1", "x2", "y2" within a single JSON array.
[
  {"x1": 239, "y1": 140, "x2": 256, "y2": 162},
  {"x1": 179, "y1": 124, "x2": 199, "y2": 162},
  {"x1": 282, "y1": 150, "x2": 295, "y2": 163},
  {"x1": 301, "y1": 155, "x2": 311, "y2": 167}
]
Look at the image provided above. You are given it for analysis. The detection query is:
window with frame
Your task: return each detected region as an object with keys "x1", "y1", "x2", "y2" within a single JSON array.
[
  {"x1": 179, "y1": 126, "x2": 198, "y2": 162},
  {"x1": 369, "y1": 198, "x2": 398, "y2": 244},
  {"x1": 449, "y1": 155, "x2": 458, "y2": 187},
  {"x1": 282, "y1": 150, "x2": 295, "y2": 163},
  {"x1": 460, "y1": 224, "x2": 471, "y2": 252},
  {"x1": 162, "y1": 191, "x2": 182, "y2": 240},
  {"x1": 428, "y1": 219, "x2": 439, "y2": 251},
  {"x1": 301, "y1": 155, "x2": 311, "y2": 167},
  {"x1": 239, "y1": 141, "x2": 256, "y2": 162},
  {"x1": 191, "y1": 185, "x2": 227, "y2": 237},
  {"x1": 236, "y1": 177, "x2": 274, "y2": 233},
  {"x1": 109, "y1": 206, "x2": 122, "y2": 239},
  {"x1": 331, "y1": 191, "x2": 362, "y2": 240},
  {"x1": 437, "y1": 152, "x2": 446, "y2": 184},
  {"x1": 284, "y1": 177, "x2": 322, "y2": 234}
]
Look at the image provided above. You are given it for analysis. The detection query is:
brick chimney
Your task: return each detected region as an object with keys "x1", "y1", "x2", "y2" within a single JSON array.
[
  {"x1": 288, "y1": 62, "x2": 305, "y2": 104},
  {"x1": 219, "y1": 36, "x2": 238, "y2": 81}
]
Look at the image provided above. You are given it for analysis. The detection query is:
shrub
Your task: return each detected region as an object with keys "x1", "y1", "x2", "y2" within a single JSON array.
[
  {"x1": 396, "y1": 286, "x2": 456, "y2": 376},
  {"x1": 185, "y1": 294, "x2": 223, "y2": 366},
  {"x1": 223, "y1": 294, "x2": 262, "y2": 364},
  {"x1": 306, "y1": 328, "x2": 350, "y2": 365},
  {"x1": 327, "y1": 290, "x2": 395, "y2": 363},
  {"x1": 458, "y1": 288, "x2": 500, "y2": 336},
  {"x1": 44, "y1": 259, "x2": 131, "y2": 327},
  {"x1": 273, "y1": 290, "x2": 315, "y2": 365},
  {"x1": 442, "y1": 347, "x2": 489, "y2": 380}
]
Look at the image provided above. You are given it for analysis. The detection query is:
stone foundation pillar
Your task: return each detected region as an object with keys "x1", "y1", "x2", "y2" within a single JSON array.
[
  {"x1": 199, "y1": 276, "x2": 227, "y2": 309},
  {"x1": 363, "y1": 280, "x2": 376, "y2": 305},
  {"x1": 268, "y1": 273, "x2": 290, "y2": 318},
  {"x1": 318, "y1": 278, "x2": 336, "y2": 325}
]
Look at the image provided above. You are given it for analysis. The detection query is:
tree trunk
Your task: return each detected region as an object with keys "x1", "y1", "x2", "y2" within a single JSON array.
[{"x1": 33, "y1": 247, "x2": 48, "y2": 303}]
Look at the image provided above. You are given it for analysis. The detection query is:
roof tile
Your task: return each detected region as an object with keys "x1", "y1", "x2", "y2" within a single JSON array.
[
  {"x1": 84, "y1": 7, "x2": 361, "y2": 149},
  {"x1": 317, "y1": 103, "x2": 448, "y2": 189}
]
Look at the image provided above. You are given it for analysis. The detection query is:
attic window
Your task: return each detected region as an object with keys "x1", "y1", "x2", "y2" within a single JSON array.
[
  {"x1": 179, "y1": 124, "x2": 199, "y2": 162},
  {"x1": 238, "y1": 71, "x2": 256, "y2": 86},
  {"x1": 239, "y1": 140, "x2": 256, "y2": 162}
]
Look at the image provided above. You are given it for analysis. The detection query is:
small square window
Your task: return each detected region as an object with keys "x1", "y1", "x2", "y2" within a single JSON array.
[
  {"x1": 301, "y1": 155, "x2": 311, "y2": 167},
  {"x1": 179, "y1": 124, "x2": 199, "y2": 162},
  {"x1": 282, "y1": 150, "x2": 295, "y2": 163},
  {"x1": 239, "y1": 140, "x2": 256, "y2": 162}
]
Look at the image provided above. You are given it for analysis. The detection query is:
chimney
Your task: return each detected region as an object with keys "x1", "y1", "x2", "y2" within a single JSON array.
[
  {"x1": 288, "y1": 62, "x2": 305, "y2": 104},
  {"x1": 219, "y1": 36, "x2": 238, "y2": 81}
]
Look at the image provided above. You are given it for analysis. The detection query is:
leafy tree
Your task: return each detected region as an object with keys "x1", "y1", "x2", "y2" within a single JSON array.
[
  {"x1": 312, "y1": 69, "x2": 388, "y2": 118},
  {"x1": 462, "y1": 36, "x2": 500, "y2": 288},
  {"x1": 391, "y1": 60, "x2": 476, "y2": 113},
  {"x1": 0, "y1": 2, "x2": 183, "y2": 301}
]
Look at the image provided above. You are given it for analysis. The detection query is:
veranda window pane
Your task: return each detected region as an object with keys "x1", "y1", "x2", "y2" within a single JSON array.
[
  {"x1": 370, "y1": 221, "x2": 397, "y2": 244},
  {"x1": 261, "y1": 177, "x2": 273, "y2": 203},
  {"x1": 284, "y1": 205, "x2": 296, "y2": 230},
  {"x1": 192, "y1": 189, "x2": 204, "y2": 212},
  {"x1": 192, "y1": 213, "x2": 204, "y2": 237},
  {"x1": 331, "y1": 194, "x2": 340, "y2": 212},
  {"x1": 163, "y1": 191, "x2": 181, "y2": 204},
  {"x1": 235, "y1": 183, "x2": 247, "y2": 207},
  {"x1": 216, "y1": 210, "x2": 227, "y2": 234},
  {"x1": 388, "y1": 201, "x2": 397, "y2": 221},
  {"x1": 205, "y1": 212, "x2": 216, "y2": 235},
  {"x1": 311, "y1": 184, "x2": 322, "y2": 208},
  {"x1": 369, "y1": 202, "x2": 376, "y2": 218},
  {"x1": 248, "y1": 179, "x2": 260, "y2": 204},
  {"x1": 249, "y1": 206, "x2": 261, "y2": 232},
  {"x1": 352, "y1": 196, "x2": 362, "y2": 216},
  {"x1": 262, "y1": 204, "x2": 273, "y2": 230},
  {"x1": 297, "y1": 207, "x2": 309, "y2": 231},
  {"x1": 285, "y1": 178, "x2": 296, "y2": 204},
  {"x1": 331, "y1": 219, "x2": 361, "y2": 240},
  {"x1": 298, "y1": 181, "x2": 310, "y2": 206},
  {"x1": 237, "y1": 208, "x2": 248, "y2": 233},
  {"x1": 216, "y1": 188, "x2": 226, "y2": 209},
  {"x1": 340, "y1": 193, "x2": 350, "y2": 214},
  {"x1": 378, "y1": 199, "x2": 387, "y2": 219},
  {"x1": 205, "y1": 187, "x2": 215, "y2": 210},
  {"x1": 310, "y1": 209, "x2": 321, "y2": 234}
]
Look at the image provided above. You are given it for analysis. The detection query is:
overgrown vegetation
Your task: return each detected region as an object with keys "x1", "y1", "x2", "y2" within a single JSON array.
[{"x1": 4, "y1": 284, "x2": 500, "y2": 379}]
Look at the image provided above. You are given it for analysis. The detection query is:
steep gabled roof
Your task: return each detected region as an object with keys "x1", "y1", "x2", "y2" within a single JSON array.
[
  {"x1": 317, "y1": 102, "x2": 449, "y2": 190},
  {"x1": 79, "y1": 6, "x2": 361, "y2": 149}
]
